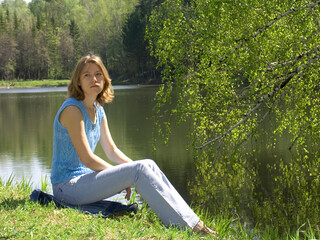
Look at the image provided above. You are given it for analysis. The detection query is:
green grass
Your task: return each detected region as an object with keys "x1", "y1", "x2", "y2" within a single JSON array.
[
  {"x1": 0, "y1": 177, "x2": 319, "y2": 239},
  {"x1": 0, "y1": 79, "x2": 69, "y2": 89}
]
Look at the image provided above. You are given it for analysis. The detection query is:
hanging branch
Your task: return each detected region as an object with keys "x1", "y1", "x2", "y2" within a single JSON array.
[
  {"x1": 288, "y1": 119, "x2": 314, "y2": 151},
  {"x1": 308, "y1": 0, "x2": 320, "y2": 32},
  {"x1": 197, "y1": 53, "x2": 320, "y2": 149},
  {"x1": 233, "y1": 97, "x2": 281, "y2": 152},
  {"x1": 219, "y1": 1, "x2": 320, "y2": 63},
  {"x1": 264, "y1": 45, "x2": 320, "y2": 73}
]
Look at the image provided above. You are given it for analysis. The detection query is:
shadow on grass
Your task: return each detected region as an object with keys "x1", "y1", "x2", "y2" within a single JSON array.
[{"x1": 0, "y1": 198, "x2": 27, "y2": 210}]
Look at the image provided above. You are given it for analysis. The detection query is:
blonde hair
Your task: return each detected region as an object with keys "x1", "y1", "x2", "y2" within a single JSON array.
[{"x1": 67, "y1": 54, "x2": 114, "y2": 105}]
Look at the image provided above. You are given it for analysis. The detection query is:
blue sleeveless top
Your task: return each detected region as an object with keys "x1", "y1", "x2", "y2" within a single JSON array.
[{"x1": 51, "y1": 97, "x2": 105, "y2": 184}]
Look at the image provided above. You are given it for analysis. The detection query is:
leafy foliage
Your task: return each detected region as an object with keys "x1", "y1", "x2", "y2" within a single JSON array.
[{"x1": 147, "y1": 0, "x2": 320, "y2": 231}]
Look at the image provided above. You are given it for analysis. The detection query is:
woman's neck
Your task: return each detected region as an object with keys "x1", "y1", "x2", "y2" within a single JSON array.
[{"x1": 82, "y1": 97, "x2": 96, "y2": 110}]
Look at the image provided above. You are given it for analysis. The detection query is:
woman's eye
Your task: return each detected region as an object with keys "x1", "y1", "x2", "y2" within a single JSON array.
[{"x1": 96, "y1": 72, "x2": 103, "y2": 77}]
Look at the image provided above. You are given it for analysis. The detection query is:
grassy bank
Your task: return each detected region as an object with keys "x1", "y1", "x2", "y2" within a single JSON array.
[
  {"x1": 0, "y1": 177, "x2": 318, "y2": 239},
  {"x1": 0, "y1": 177, "x2": 217, "y2": 239},
  {"x1": 0, "y1": 79, "x2": 69, "y2": 89}
]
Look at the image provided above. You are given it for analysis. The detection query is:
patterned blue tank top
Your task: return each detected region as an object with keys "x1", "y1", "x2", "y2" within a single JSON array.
[{"x1": 50, "y1": 97, "x2": 105, "y2": 184}]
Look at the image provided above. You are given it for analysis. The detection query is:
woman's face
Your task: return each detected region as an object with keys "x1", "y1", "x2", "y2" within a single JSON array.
[{"x1": 79, "y1": 63, "x2": 105, "y2": 98}]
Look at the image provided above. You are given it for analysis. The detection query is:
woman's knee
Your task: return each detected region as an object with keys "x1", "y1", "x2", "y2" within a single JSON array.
[
  {"x1": 132, "y1": 159, "x2": 158, "y2": 177},
  {"x1": 133, "y1": 159, "x2": 151, "y2": 171},
  {"x1": 138, "y1": 159, "x2": 158, "y2": 168}
]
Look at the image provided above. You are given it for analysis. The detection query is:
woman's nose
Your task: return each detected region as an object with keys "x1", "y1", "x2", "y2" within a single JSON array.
[{"x1": 91, "y1": 75, "x2": 98, "y2": 82}]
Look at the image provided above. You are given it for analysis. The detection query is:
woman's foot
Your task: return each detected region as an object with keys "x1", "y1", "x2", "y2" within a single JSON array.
[{"x1": 193, "y1": 220, "x2": 218, "y2": 237}]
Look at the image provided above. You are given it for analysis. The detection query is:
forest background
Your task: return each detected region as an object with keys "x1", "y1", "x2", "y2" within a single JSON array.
[{"x1": 0, "y1": 0, "x2": 162, "y2": 84}]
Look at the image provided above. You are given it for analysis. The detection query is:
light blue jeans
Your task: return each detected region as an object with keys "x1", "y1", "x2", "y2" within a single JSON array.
[{"x1": 52, "y1": 159, "x2": 199, "y2": 229}]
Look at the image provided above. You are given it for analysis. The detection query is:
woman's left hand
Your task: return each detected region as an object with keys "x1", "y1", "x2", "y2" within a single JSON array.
[{"x1": 124, "y1": 187, "x2": 131, "y2": 200}]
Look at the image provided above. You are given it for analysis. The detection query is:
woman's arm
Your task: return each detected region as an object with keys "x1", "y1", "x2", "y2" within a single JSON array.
[
  {"x1": 60, "y1": 105, "x2": 112, "y2": 171},
  {"x1": 99, "y1": 111, "x2": 133, "y2": 165}
]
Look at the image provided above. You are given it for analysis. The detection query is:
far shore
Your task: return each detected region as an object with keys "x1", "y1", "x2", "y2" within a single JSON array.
[
  {"x1": 0, "y1": 79, "x2": 70, "y2": 89},
  {"x1": 0, "y1": 79, "x2": 158, "y2": 93}
]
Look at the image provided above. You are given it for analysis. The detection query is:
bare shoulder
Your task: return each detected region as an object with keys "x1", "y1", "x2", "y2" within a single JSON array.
[{"x1": 59, "y1": 105, "x2": 83, "y2": 127}]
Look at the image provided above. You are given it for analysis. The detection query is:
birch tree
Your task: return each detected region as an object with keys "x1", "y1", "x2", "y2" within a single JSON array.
[{"x1": 147, "y1": 0, "x2": 320, "y2": 230}]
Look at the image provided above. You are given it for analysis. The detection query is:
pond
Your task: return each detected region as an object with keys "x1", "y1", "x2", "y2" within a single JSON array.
[{"x1": 0, "y1": 86, "x2": 195, "y2": 203}]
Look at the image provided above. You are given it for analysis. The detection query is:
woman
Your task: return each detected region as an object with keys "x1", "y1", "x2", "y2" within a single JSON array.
[{"x1": 50, "y1": 54, "x2": 217, "y2": 236}]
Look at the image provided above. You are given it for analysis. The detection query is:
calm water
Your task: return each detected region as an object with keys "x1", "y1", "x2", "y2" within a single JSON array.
[{"x1": 0, "y1": 86, "x2": 195, "y2": 202}]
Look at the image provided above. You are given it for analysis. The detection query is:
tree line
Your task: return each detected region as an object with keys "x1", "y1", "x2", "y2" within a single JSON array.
[{"x1": 0, "y1": 0, "x2": 162, "y2": 83}]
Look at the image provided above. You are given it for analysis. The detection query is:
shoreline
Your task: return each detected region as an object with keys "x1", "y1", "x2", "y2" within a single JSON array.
[
  {"x1": 0, "y1": 81, "x2": 159, "y2": 94},
  {"x1": 0, "y1": 79, "x2": 159, "y2": 90}
]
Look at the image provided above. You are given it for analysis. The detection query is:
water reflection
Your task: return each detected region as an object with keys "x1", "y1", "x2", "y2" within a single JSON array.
[{"x1": 0, "y1": 86, "x2": 194, "y2": 202}]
